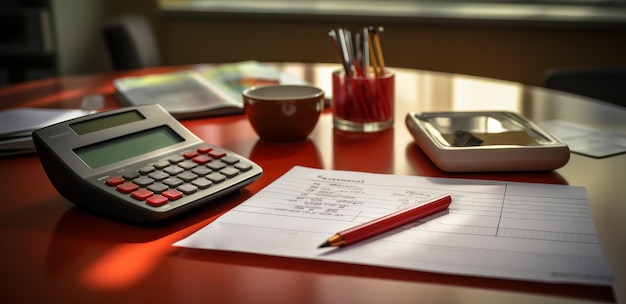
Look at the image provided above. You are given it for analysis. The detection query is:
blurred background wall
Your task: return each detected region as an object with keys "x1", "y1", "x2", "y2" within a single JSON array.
[{"x1": 2, "y1": 0, "x2": 625, "y2": 88}]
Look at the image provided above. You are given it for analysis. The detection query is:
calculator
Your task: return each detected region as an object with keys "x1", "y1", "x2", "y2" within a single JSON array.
[{"x1": 32, "y1": 104, "x2": 262, "y2": 224}]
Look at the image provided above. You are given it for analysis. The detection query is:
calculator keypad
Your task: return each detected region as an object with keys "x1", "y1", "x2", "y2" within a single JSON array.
[{"x1": 103, "y1": 145, "x2": 253, "y2": 208}]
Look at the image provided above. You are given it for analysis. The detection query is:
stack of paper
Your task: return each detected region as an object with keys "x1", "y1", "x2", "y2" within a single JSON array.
[{"x1": 0, "y1": 108, "x2": 92, "y2": 156}]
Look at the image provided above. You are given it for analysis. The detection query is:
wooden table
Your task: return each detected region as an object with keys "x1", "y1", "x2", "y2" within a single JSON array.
[{"x1": 1, "y1": 63, "x2": 624, "y2": 303}]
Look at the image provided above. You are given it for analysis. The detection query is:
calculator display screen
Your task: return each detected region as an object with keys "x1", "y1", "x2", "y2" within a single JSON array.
[
  {"x1": 74, "y1": 126, "x2": 183, "y2": 168},
  {"x1": 70, "y1": 110, "x2": 144, "y2": 135}
]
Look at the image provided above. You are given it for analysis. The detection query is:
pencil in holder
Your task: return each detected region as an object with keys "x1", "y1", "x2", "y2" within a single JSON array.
[{"x1": 332, "y1": 69, "x2": 395, "y2": 132}]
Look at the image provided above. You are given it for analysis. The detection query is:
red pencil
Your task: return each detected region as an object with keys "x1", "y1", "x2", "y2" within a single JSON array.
[{"x1": 317, "y1": 193, "x2": 452, "y2": 248}]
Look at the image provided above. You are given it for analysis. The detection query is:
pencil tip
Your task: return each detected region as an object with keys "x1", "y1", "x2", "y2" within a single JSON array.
[{"x1": 318, "y1": 241, "x2": 331, "y2": 249}]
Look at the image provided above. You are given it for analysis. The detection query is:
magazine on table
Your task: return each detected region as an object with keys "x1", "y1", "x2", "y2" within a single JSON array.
[{"x1": 114, "y1": 61, "x2": 308, "y2": 119}]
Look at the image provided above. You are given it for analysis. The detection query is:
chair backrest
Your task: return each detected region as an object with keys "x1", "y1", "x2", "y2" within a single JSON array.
[
  {"x1": 103, "y1": 15, "x2": 161, "y2": 70},
  {"x1": 544, "y1": 67, "x2": 626, "y2": 107}
]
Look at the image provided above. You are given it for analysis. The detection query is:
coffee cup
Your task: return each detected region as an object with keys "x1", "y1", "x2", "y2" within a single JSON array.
[{"x1": 243, "y1": 85, "x2": 324, "y2": 142}]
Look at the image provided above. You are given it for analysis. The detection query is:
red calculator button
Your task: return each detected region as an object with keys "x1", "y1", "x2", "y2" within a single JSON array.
[
  {"x1": 117, "y1": 182, "x2": 139, "y2": 194},
  {"x1": 208, "y1": 149, "x2": 226, "y2": 158},
  {"x1": 162, "y1": 189, "x2": 183, "y2": 200},
  {"x1": 197, "y1": 146, "x2": 212, "y2": 154},
  {"x1": 105, "y1": 176, "x2": 125, "y2": 186},
  {"x1": 183, "y1": 150, "x2": 198, "y2": 159},
  {"x1": 131, "y1": 189, "x2": 153, "y2": 201},
  {"x1": 146, "y1": 195, "x2": 168, "y2": 207},
  {"x1": 192, "y1": 154, "x2": 212, "y2": 164}
]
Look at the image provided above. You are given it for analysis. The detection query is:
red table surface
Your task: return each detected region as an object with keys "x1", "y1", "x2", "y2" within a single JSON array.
[{"x1": 1, "y1": 63, "x2": 624, "y2": 303}]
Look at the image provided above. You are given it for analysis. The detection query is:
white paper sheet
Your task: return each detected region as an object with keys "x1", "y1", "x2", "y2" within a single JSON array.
[
  {"x1": 175, "y1": 166, "x2": 614, "y2": 286},
  {"x1": 539, "y1": 120, "x2": 626, "y2": 158}
]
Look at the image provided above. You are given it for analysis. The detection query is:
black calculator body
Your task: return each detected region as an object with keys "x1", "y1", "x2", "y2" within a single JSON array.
[{"x1": 32, "y1": 104, "x2": 262, "y2": 224}]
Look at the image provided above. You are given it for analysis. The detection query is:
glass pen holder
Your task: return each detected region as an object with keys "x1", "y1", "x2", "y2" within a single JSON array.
[{"x1": 332, "y1": 69, "x2": 395, "y2": 132}]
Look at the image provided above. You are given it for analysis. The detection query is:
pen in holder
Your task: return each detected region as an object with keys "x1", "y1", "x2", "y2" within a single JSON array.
[{"x1": 332, "y1": 69, "x2": 395, "y2": 132}]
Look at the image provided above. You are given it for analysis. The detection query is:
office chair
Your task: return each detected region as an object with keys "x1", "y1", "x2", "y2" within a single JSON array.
[
  {"x1": 544, "y1": 67, "x2": 626, "y2": 107},
  {"x1": 103, "y1": 15, "x2": 162, "y2": 70}
]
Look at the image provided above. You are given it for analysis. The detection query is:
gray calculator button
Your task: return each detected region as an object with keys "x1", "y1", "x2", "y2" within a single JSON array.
[
  {"x1": 191, "y1": 166, "x2": 211, "y2": 176},
  {"x1": 177, "y1": 184, "x2": 198, "y2": 194},
  {"x1": 153, "y1": 161, "x2": 170, "y2": 169},
  {"x1": 163, "y1": 177, "x2": 184, "y2": 187},
  {"x1": 148, "y1": 171, "x2": 169, "y2": 181},
  {"x1": 206, "y1": 172, "x2": 226, "y2": 183},
  {"x1": 235, "y1": 162, "x2": 252, "y2": 172},
  {"x1": 207, "y1": 160, "x2": 226, "y2": 171},
  {"x1": 168, "y1": 155, "x2": 184, "y2": 164},
  {"x1": 191, "y1": 178, "x2": 212, "y2": 189},
  {"x1": 123, "y1": 171, "x2": 140, "y2": 180},
  {"x1": 133, "y1": 176, "x2": 154, "y2": 187},
  {"x1": 139, "y1": 166, "x2": 155, "y2": 174},
  {"x1": 178, "y1": 160, "x2": 198, "y2": 170},
  {"x1": 164, "y1": 165, "x2": 184, "y2": 176},
  {"x1": 148, "y1": 182, "x2": 169, "y2": 193},
  {"x1": 220, "y1": 167, "x2": 240, "y2": 178},
  {"x1": 177, "y1": 171, "x2": 198, "y2": 182},
  {"x1": 221, "y1": 155, "x2": 239, "y2": 165}
]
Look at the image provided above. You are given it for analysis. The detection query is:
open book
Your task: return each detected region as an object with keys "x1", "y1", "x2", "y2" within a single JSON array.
[{"x1": 114, "y1": 61, "x2": 307, "y2": 119}]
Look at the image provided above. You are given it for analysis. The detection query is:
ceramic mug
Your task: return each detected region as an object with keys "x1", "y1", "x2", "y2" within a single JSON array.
[{"x1": 243, "y1": 85, "x2": 324, "y2": 142}]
